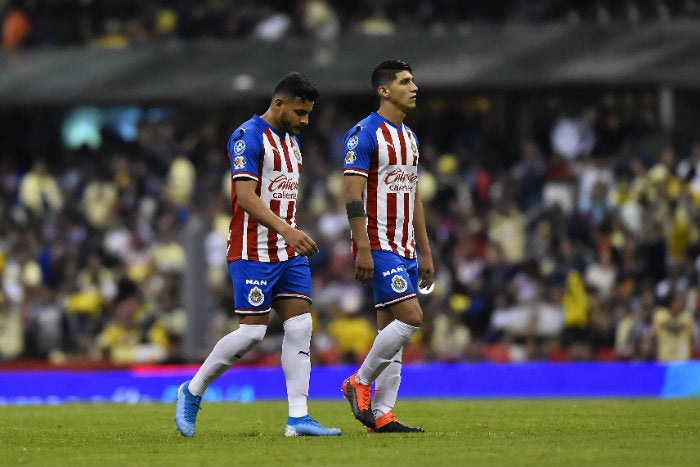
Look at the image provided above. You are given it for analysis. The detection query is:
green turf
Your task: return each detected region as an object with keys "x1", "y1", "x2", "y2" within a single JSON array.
[{"x1": 1, "y1": 399, "x2": 699, "y2": 466}]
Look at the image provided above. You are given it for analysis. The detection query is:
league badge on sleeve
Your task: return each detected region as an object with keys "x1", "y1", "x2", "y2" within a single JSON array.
[
  {"x1": 233, "y1": 139, "x2": 246, "y2": 156},
  {"x1": 347, "y1": 135, "x2": 359, "y2": 150},
  {"x1": 233, "y1": 155, "x2": 246, "y2": 169},
  {"x1": 344, "y1": 151, "x2": 357, "y2": 164}
]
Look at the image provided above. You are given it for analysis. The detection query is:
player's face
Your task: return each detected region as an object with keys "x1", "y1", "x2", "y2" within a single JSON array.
[
  {"x1": 385, "y1": 70, "x2": 418, "y2": 112},
  {"x1": 279, "y1": 97, "x2": 314, "y2": 135}
]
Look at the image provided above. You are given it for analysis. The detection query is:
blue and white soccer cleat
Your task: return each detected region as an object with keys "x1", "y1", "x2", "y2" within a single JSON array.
[
  {"x1": 284, "y1": 415, "x2": 342, "y2": 437},
  {"x1": 174, "y1": 380, "x2": 202, "y2": 437}
]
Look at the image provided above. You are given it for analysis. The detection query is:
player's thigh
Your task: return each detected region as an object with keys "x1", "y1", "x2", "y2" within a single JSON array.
[
  {"x1": 385, "y1": 297, "x2": 423, "y2": 328},
  {"x1": 273, "y1": 297, "x2": 312, "y2": 322},
  {"x1": 272, "y1": 255, "x2": 312, "y2": 321},
  {"x1": 377, "y1": 308, "x2": 393, "y2": 329}
]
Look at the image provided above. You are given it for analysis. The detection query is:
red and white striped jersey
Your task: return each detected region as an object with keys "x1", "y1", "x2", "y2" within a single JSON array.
[
  {"x1": 226, "y1": 115, "x2": 302, "y2": 262},
  {"x1": 343, "y1": 112, "x2": 420, "y2": 259}
]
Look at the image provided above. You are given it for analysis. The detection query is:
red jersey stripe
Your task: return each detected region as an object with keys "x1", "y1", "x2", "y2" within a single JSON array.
[
  {"x1": 386, "y1": 192, "x2": 399, "y2": 253},
  {"x1": 380, "y1": 124, "x2": 397, "y2": 165},
  {"x1": 401, "y1": 192, "x2": 410, "y2": 252},
  {"x1": 398, "y1": 128, "x2": 408, "y2": 165},
  {"x1": 264, "y1": 129, "x2": 283, "y2": 172},
  {"x1": 267, "y1": 199, "x2": 281, "y2": 262},
  {"x1": 280, "y1": 136, "x2": 294, "y2": 172}
]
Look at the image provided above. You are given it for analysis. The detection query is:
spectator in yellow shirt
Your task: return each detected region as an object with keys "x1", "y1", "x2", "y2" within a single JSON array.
[
  {"x1": 652, "y1": 290, "x2": 696, "y2": 362},
  {"x1": 18, "y1": 159, "x2": 63, "y2": 218}
]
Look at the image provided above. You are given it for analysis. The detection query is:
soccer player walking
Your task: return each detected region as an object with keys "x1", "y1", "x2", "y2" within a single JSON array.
[
  {"x1": 342, "y1": 60, "x2": 434, "y2": 432},
  {"x1": 175, "y1": 72, "x2": 341, "y2": 437}
]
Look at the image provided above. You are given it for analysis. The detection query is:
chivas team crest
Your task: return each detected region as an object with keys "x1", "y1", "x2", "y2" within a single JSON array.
[
  {"x1": 247, "y1": 286, "x2": 264, "y2": 306},
  {"x1": 390, "y1": 275, "x2": 408, "y2": 293}
]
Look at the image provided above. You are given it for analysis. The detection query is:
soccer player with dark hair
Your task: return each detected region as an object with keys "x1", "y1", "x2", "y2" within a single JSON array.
[
  {"x1": 175, "y1": 72, "x2": 341, "y2": 438},
  {"x1": 341, "y1": 60, "x2": 434, "y2": 433}
]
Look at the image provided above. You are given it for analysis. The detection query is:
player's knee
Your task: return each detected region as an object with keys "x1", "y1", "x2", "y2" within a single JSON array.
[
  {"x1": 238, "y1": 324, "x2": 267, "y2": 344},
  {"x1": 283, "y1": 313, "x2": 312, "y2": 339},
  {"x1": 401, "y1": 305, "x2": 423, "y2": 328},
  {"x1": 403, "y1": 314, "x2": 422, "y2": 328}
]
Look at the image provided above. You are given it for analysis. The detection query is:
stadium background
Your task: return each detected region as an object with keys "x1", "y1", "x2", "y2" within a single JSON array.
[{"x1": 2, "y1": 0, "x2": 700, "y2": 402}]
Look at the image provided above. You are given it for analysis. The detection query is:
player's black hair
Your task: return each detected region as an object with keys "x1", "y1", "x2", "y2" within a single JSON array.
[
  {"x1": 371, "y1": 59, "x2": 413, "y2": 90},
  {"x1": 273, "y1": 72, "x2": 319, "y2": 102}
]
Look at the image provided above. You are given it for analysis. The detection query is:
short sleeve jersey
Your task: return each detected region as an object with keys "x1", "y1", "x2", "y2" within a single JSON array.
[
  {"x1": 226, "y1": 115, "x2": 302, "y2": 262},
  {"x1": 343, "y1": 112, "x2": 420, "y2": 259}
]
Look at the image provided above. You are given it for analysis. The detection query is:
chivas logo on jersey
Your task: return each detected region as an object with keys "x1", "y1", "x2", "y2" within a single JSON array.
[
  {"x1": 390, "y1": 275, "x2": 408, "y2": 293},
  {"x1": 292, "y1": 147, "x2": 302, "y2": 162},
  {"x1": 234, "y1": 155, "x2": 246, "y2": 169},
  {"x1": 248, "y1": 286, "x2": 264, "y2": 306}
]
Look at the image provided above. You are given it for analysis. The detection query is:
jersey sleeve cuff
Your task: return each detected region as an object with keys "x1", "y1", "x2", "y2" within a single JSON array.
[{"x1": 344, "y1": 169, "x2": 368, "y2": 177}]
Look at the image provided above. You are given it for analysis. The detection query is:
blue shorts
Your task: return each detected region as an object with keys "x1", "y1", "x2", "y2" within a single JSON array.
[
  {"x1": 228, "y1": 255, "x2": 312, "y2": 315},
  {"x1": 371, "y1": 250, "x2": 418, "y2": 309}
]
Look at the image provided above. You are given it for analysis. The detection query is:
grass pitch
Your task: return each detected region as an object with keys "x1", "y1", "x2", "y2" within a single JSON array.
[{"x1": 1, "y1": 399, "x2": 699, "y2": 466}]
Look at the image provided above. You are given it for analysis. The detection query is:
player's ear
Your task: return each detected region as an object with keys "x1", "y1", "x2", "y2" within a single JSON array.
[
  {"x1": 378, "y1": 86, "x2": 389, "y2": 98},
  {"x1": 272, "y1": 96, "x2": 285, "y2": 111}
]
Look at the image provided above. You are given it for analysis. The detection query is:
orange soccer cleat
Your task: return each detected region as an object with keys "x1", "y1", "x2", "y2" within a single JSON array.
[
  {"x1": 368, "y1": 411, "x2": 425, "y2": 433},
  {"x1": 342, "y1": 372, "x2": 375, "y2": 429}
]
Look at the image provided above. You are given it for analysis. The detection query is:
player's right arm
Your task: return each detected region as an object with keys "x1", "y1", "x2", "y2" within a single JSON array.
[
  {"x1": 342, "y1": 122, "x2": 376, "y2": 284},
  {"x1": 235, "y1": 180, "x2": 318, "y2": 257},
  {"x1": 344, "y1": 174, "x2": 373, "y2": 284}
]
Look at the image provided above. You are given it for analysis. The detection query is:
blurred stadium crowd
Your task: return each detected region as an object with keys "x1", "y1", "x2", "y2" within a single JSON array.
[
  {"x1": 1, "y1": 1, "x2": 700, "y2": 368},
  {"x1": 3, "y1": 0, "x2": 700, "y2": 49}
]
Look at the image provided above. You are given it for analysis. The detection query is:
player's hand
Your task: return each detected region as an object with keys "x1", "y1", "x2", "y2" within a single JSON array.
[
  {"x1": 418, "y1": 255, "x2": 434, "y2": 290},
  {"x1": 354, "y1": 248, "x2": 374, "y2": 284},
  {"x1": 283, "y1": 229, "x2": 319, "y2": 257}
]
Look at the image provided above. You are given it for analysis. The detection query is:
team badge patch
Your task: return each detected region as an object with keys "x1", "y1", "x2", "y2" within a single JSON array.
[
  {"x1": 233, "y1": 155, "x2": 246, "y2": 169},
  {"x1": 390, "y1": 275, "x2": 408, "y2": 293},
  {"x1": 248, "y1": 286, "x2": 265, "y2": 306},
  {"x1": 347, "y1": 135, "x2": 359, "y2": 150},
  {"x1": 293, "y1": 147, "x2": 302, "y2": 162},
  {"x1": 345, "y1": 151, "x2": 357, "y2": 164},
  {"x1": 233, "y1": 139, "x2": 246, "y2": 156}
]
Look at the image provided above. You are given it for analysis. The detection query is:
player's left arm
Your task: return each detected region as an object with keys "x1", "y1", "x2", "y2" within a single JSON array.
[{"x1": 413, "y1": 183, "x2": 434, "y2": 290}]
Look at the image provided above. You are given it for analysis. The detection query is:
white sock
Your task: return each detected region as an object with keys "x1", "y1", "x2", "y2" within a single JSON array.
[
  {"x1": 356, "y1": 320, "x2": 417, "y2": 385},
  {"x1": 373, "y1": 348, "x2": 402, "y2": 417},
  {"x1": 282, "y1": 313, "x2": 312, "y2": 418},
  {"x1": 188, "y1": 324, "x2": 267, "y2": 396}
]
